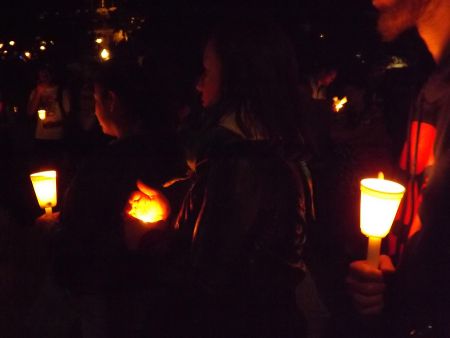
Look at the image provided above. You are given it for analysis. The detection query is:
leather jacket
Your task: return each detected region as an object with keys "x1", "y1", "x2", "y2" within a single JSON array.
[{"x1": 175, "y1": 126, "x2": 311, "y2": 335}]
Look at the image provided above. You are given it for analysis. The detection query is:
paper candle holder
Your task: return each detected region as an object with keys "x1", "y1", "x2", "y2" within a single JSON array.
[
  {"x1": 30, "y1": 170, "x2": 57, "y2": 215},
  {"x1": 360, "y1": 173, "x2": 405, "y2": 267}
]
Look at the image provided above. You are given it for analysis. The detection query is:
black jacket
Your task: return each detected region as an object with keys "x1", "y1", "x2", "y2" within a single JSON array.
[{"x1": 174, "y1": 126, "x2": 311, "y2": 337}]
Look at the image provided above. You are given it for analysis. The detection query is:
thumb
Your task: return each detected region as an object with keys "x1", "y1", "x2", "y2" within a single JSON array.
[
  {"x1": 379, "y1": 255, "x2": 395, "y2": 274},
  {"x1": 136, "y1": 179, "x2": 158, "y2": 197}
]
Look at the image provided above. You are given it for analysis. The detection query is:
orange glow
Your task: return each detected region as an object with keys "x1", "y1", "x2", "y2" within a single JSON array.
[
  {"x1": 399, "y1": 121, "x2": 436, "y2": 174},
  {"x1": 127, "y1": 181, "x2": 170, "y2": 225},
  {"x1": 332, "y1": 96, "x2": 348, "y2": 113},
  {"x1": 100, "y1": 48, "x2": 110, "y2": 61}
]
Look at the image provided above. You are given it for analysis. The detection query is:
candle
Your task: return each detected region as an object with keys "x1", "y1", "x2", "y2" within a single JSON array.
[
  {"x1": 38, "y1": 109, "x2": 46, "y2": 120},
  {"x1": 360, "y1": 172, "x2": 405, "y2": 267},
  {"x1": 30, "y1": 170, "x2": 57, "y2": 216},
  {"x1": 332, "y1": 96, "x2": 348, "y2": 113},
  {"x1": 127, "y1": 182, "x2": 170, "y2": 226}
]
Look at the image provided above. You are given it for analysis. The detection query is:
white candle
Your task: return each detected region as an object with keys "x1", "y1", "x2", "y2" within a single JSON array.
[
  {"x1": 360, "y1": 172, "x2": 405, "y2": 268},
  {"x1": 30, "y1": 170, "x2": 57, "y2": 215}
]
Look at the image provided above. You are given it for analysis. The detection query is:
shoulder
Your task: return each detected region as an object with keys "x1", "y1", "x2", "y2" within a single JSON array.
[{"x1": 421, "y1": 56, "x2": 450, "y2": 105}]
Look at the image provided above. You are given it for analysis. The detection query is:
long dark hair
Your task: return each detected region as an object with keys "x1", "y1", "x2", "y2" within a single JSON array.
[
  {"x1": 208, "y1": 19, "x2": 303, "y2": 143},
  {"x1": 94, "y1": 60, "x2": 173, "y2": 135}
]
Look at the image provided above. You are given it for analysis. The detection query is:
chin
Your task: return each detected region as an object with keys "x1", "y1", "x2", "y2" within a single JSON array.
[{"x1": 372, "y1": 0, "x2": 396, "y2": 10}]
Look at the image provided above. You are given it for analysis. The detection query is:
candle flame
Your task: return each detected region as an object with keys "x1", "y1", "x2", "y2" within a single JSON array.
[
  {"x1": 100, "y1": 48, "x2": 111, "y2": 61},
  {"x1": 127, "y1": 182, "x2": 170, "y2": 225},
  {"x1": 332, "y1": 96, "x2": 348, "y2": 113}
]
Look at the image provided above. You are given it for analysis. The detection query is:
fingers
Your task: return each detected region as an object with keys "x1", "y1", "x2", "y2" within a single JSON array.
[
  {"x1": 136, "y1": 180, "x2": 158, "y2": 197},
  {"x1": 379, "y1": 255, "x2": 395, "y2": 274},
  {"x1": 353, "y1": 295, "x2": 384, "y2": 315},
  {"x1": 349, "y1": 260, "x2": 383, "y2": 282},
  {"x1": 128, "y1": 190, "x2": 146, "y2": 202},
  {"x1": 346, "y1": 274, "x2": 386, "y2": 296},
  {"x1": 347, "y1": 259, "x2": 388, "y2": 316}
]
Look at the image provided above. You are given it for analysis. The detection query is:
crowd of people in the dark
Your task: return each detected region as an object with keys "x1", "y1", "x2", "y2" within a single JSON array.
[{"x1": 0, "y1": 0, "x2": 449, "y2": 337}]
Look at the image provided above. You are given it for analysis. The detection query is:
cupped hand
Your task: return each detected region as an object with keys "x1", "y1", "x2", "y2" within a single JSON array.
[{"x1": 35, "y1": 211, "x2": 60, "y2": 231}]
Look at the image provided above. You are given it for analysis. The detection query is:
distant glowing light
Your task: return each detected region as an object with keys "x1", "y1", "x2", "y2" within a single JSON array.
[
  {"x1": 0, "y1": 43, "x2": 3, "y2": 49},
  {"x1": 9, "y1": 40, "x2": 15, "y2": 46},
  {"x1": 386, "y1": 56, "x2": 408, "y2": 69},
  {"x1": 333, "y1": 96, "x2": 348, "y2": 113},
  {"x1": 96, "y1": 38, "x2": 103, "y2": 44},
  {"x1": 40, "y1": 45, "x2": 46, "y2": 51},
  {"x1": 38, "y1": 109, "x2": 46, "y2": 120},
  {"x1": 100, "y1": 48, "x2": 111, "y2": 61},
  {"x1": 113, "y1": 29, "x2": 128, "y2": 43},
  {"x1": 24, "y1": 51, "x2": 32, "y2": 59},
  {"x1": 319, "y1": 33, "x2": 325, "y2": 39},
  {"x1": 3, "y1": 50, "x2": 8, "y2": 54}
]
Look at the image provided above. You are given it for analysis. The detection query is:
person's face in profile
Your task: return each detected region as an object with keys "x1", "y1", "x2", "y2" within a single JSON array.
[
  {"x1": 94, "y1": 84, "x2": 117, "y2": 137},
  {"x1": 373, "y1": 0, "x2": 431, "y2": 41},
  {"x1": 196, "y1": 40, "x2": 222, "y2": 108}
]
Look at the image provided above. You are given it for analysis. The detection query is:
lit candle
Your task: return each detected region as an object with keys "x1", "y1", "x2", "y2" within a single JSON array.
[
  {"x1": 30, "y1": 170, "x2": 57, "y2": 216},
  {"x1": 360, "y1": 172, "x2": 405, "y2": 267},
  {"x1": 127, "y1": 182, "x2": 170, "y2": 226},
  {"x1": 38, "y1": 109, "x2": 46, "y2": 120},
  {"x1": 332, "y1": 96, "x2": 348, "y2": 113},
  {"x1": 100, "y1": 48, "x2": 111, "y2": 61}
]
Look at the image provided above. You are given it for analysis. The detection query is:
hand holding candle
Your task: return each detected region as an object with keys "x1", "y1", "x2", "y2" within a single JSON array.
[
  {"x1": 360, "y1": 172, "x2": 405, "y2": 267},
  {"x1": 124, "y1": 180, "x2": 170, "y2": 250},
  {"x1": 127, "y1": 180, "x2": 170, "y2": 225},
  {"x1": 30, "y1": 170, "x2": 57, "y2": 216}
]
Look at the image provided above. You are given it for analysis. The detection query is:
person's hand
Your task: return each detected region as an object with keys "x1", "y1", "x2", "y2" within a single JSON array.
[
  {"x1": 123, "y1": 180, "x2": 170, "y2": 250},
  {"x1": 346, "y1": 255, "x2": 395, "y2": 315},
  {"x1": 35, "y1": 211, "x2": 60, "y2": 231},
  {"x1": 123, "y1": 213, "x2": 164, "y2": 250}
]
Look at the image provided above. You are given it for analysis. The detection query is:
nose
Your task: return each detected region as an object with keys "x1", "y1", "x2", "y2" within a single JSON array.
[{"x1": 196, "y1": 74, "x2": 204, "y2": 93}]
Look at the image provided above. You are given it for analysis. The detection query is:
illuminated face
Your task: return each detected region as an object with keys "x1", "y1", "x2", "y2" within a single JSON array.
[
  {"x1": 94, "y1": 84, "x2": 116, "y2": 137},
  {"x1": 373, "y1": 0, "x2": 431, "y2": 41},
  {"x1": 196, "y1": 40, "x2": 222, "y2": 108}
]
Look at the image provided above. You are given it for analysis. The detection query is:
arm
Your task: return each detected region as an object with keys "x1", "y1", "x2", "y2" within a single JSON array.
[
  {"x1": 62, "y1": 89, "x2": 71, "y2": 115},
  {"x1": 27, "y1": 89, "x2": 40, "y2": 117},
  {"x1": 27, "y1": 85, "x2": 46, "y2": 117},
  {"x1": 190, "y1": 158, "x2": 264, "y2": 294}
]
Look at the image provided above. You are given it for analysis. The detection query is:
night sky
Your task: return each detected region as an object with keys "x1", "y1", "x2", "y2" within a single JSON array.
[{"x1": 0, "y1": 0, "x2": 430, "y2": 83}]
